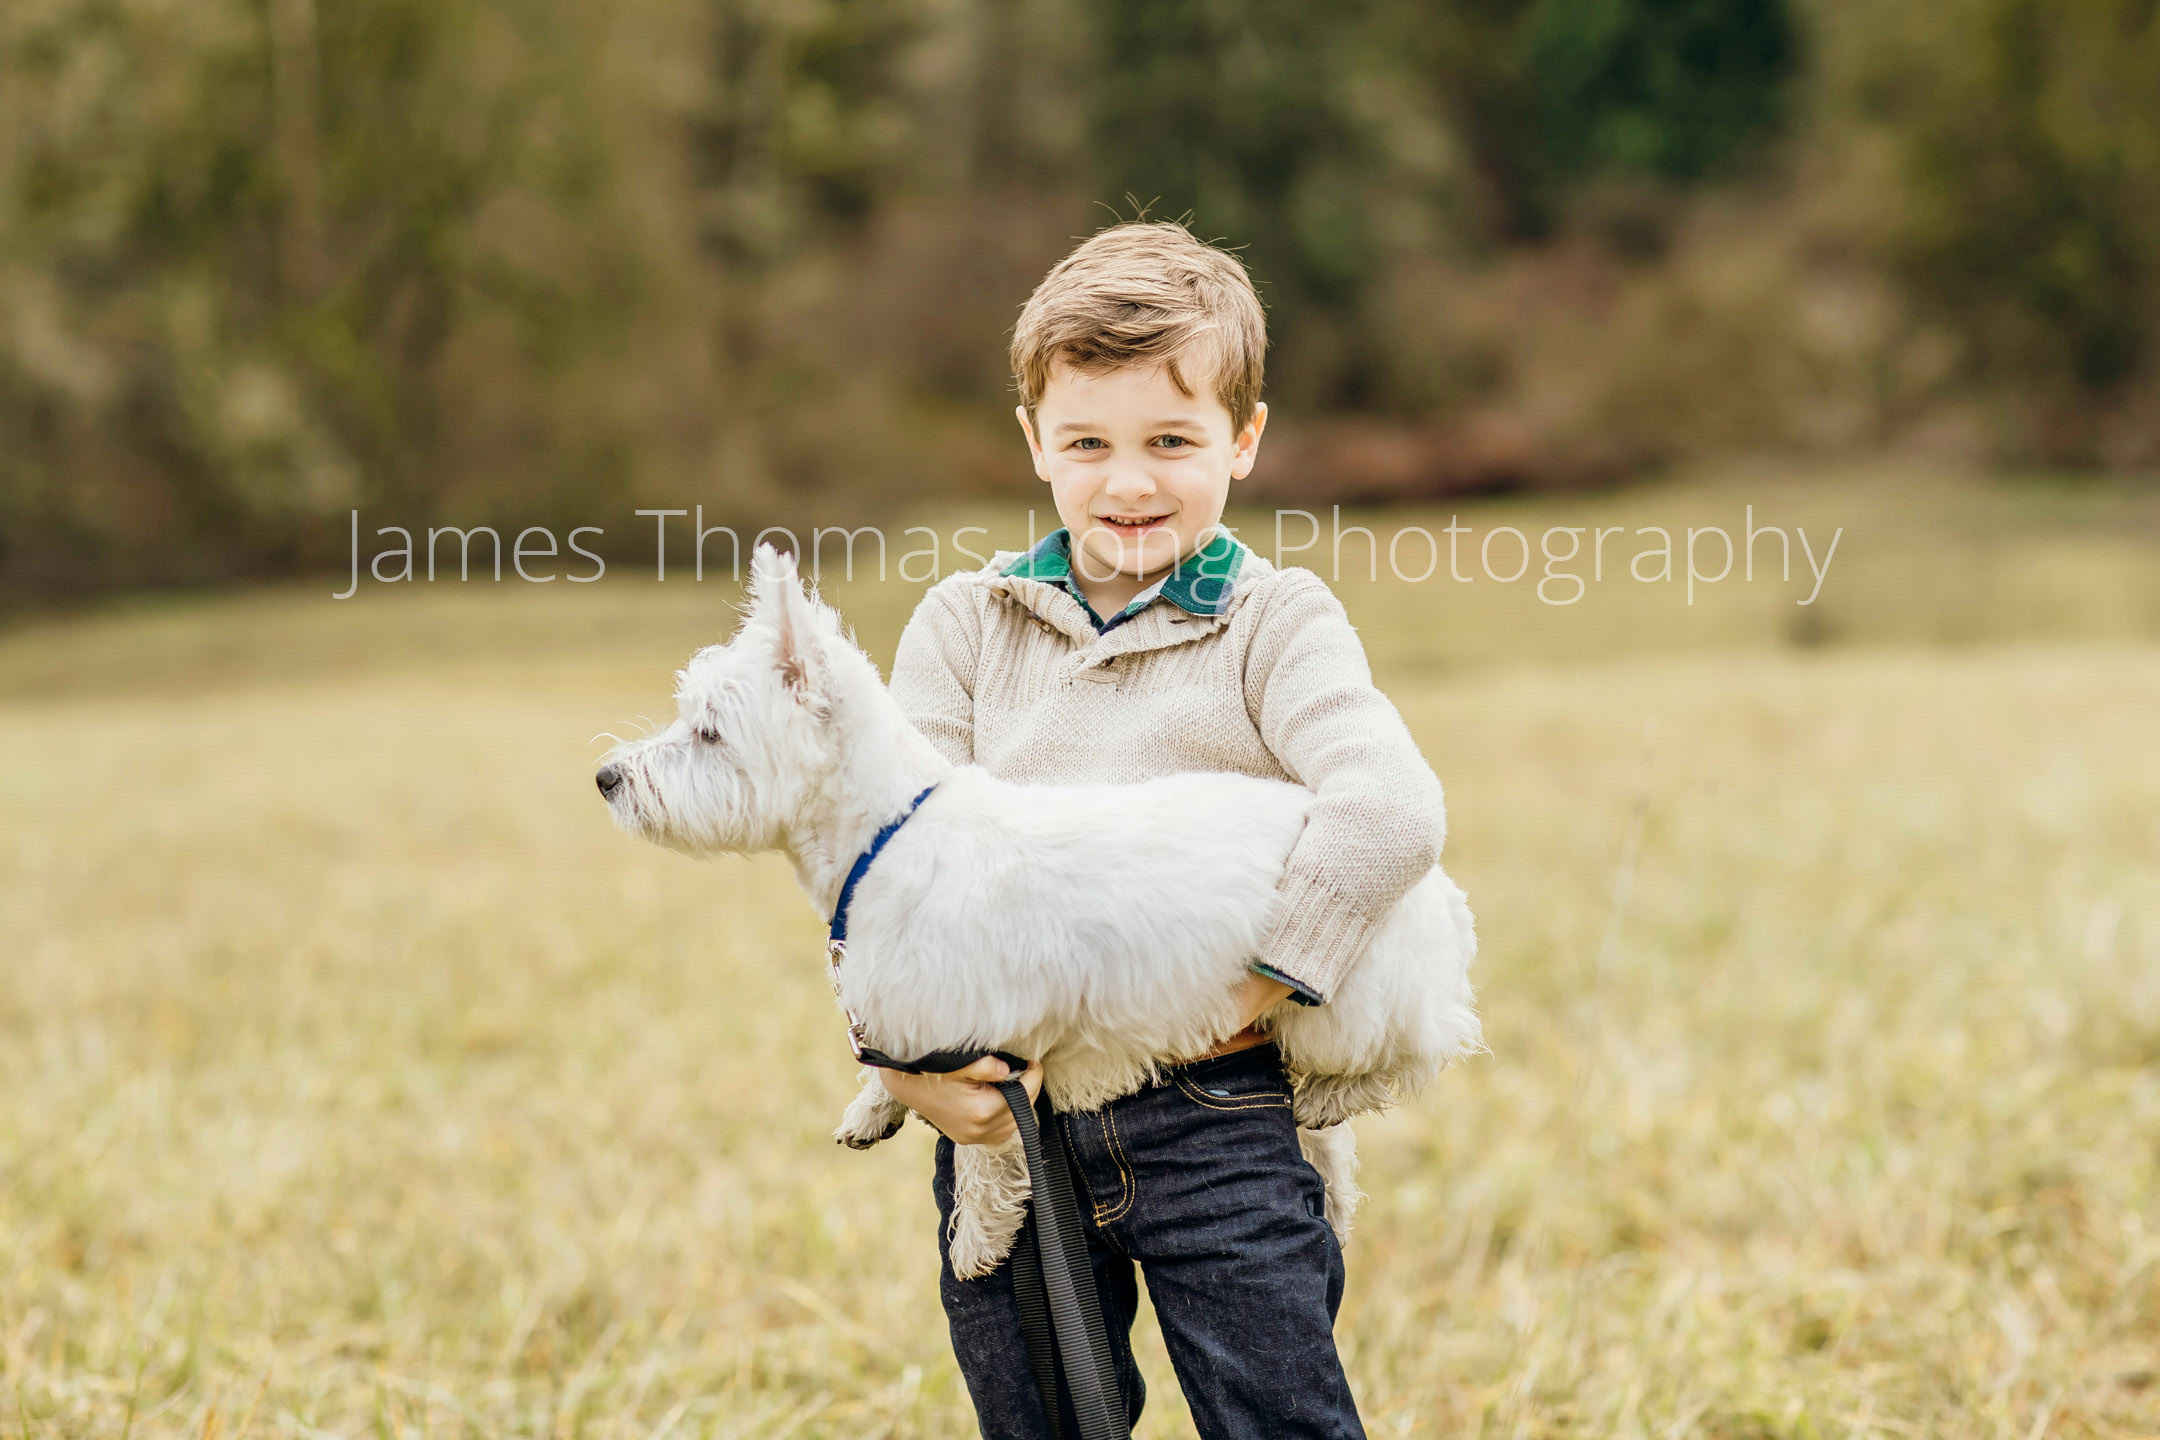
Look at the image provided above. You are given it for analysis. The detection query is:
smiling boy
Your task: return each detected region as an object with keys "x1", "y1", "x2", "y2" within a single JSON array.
[{"x1": 882, "y1": 222, "x2": 1446, "y2": 1439}]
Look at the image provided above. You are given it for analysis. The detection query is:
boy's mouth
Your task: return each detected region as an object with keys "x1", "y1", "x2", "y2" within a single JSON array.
[{"x1": 1099, "y1": 513, "x2": 1172, "y2": 533}]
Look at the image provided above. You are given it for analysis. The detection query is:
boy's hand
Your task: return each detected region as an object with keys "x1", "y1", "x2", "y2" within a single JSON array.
[{"x1": 881, "y1": 1055, "x2": 1044, "y2": 1145}]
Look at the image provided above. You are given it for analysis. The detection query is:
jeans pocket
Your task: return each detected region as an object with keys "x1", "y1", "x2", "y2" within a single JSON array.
[{"x1": 1171, "y1": 1072, "x2": 1293, "y2": 1111}]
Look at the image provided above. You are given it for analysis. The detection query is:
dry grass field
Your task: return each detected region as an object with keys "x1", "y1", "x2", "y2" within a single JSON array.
[{"x1": 3, "y1": 466, "x2": 2159, "y2": 1437}]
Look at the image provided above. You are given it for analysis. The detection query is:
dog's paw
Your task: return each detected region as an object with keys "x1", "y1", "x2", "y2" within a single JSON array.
[
  {"x1": 834, "y1": 1070, "x2": 910, "y2": 1149},
  {"x1": 833, "y1": 1116, "x2": 904, "y2": 1150}
]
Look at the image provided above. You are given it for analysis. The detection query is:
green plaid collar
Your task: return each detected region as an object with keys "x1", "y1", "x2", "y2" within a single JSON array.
[{"x1": 1001, "y1": 527, "x2": 1249, "y2": 631}]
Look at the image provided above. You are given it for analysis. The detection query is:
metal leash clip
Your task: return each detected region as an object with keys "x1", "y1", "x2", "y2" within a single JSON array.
[{"x1": 827, "y1": 938, "x2": 869, "y2": 1060}]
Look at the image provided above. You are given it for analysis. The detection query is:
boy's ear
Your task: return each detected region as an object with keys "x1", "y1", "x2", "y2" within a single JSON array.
[
  {"x1": 749, "y1": 543, "x2": 828, "y2": 708},
  {"x1": 1229, "y1": 400, "x2": 1269, "y2": 481},
  {"x1": 1016, "y1": 405, "x2": 1051, "y2": 482}
]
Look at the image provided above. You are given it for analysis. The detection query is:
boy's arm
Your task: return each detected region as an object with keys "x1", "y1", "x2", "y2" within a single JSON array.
[
  {"x1": 888, "y1": 578, "x2": 981, "y2": 766},
  {"x1": 1245, "y1": 572, "x2": 1447, "y2": 1005}
]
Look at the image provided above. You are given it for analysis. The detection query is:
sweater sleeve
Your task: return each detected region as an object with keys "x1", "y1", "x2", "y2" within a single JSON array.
[
  {"x1": 888, "y1": 577, "x2": 982, "y2": 766},
  {"x1": 1244, "y1": 572, "x2": 1447, "y2": 1003}
]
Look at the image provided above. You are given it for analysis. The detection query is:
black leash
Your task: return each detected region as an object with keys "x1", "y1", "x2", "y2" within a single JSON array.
[
  {"x1": 827, "y1": 784, "x2": 1129, "y2": 1438},
  {"x1": 995, "y1": 1076, "x2": 1128, "y2": 1440},
  {"x1": 851, "y1": 1048, "x2": 1129, "y2": 1438}
]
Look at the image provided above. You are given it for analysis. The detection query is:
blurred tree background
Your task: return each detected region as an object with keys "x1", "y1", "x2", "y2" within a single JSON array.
[{"x1": 1, "y1": 0, "x2": 2156, "y2": 592}]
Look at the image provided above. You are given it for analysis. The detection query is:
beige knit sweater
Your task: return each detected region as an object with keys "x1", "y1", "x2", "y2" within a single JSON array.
[{"x1": 887, "y1": 541, "x2": 1447, "y2": 1003}]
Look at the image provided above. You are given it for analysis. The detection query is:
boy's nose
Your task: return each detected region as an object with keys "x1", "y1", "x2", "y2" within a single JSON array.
[{"x1": 1101, "y1": 465, "x2": 1156, "y2": 499}]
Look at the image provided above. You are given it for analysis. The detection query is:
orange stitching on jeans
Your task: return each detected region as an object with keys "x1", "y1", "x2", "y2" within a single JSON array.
[
  {"x1": 1098, "y1": 1106, "x2": 1137, "y2": 1223},
  {"x1": 1062, "y1": 1118, "x2": 1114, "y2": 1221},
  {"x1": 1173, "y1": 1074, "x2": 1292, "y2": 1111}
]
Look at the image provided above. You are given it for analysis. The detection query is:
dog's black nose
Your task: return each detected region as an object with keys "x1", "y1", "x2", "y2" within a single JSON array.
[{"x1": 595, "y1": 764, "x2": 623, "y2": 799}]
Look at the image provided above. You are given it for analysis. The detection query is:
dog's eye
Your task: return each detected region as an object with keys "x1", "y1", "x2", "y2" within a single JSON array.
[{"x1": 695, "y1": 727, "x2": 722, "y2": 746}]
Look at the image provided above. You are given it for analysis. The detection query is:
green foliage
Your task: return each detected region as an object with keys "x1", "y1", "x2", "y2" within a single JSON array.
[
  {"x1": 1086, "y1": 0, "x2": 1380, "y2": 313},
  {"x1": 1419, "y1": 0, "x2": 1799, "y2": 240},
  {"x1": 1525, "y1": 0, "x2": 1799, "y2": 183},
  {"x1": 693, "y1": 0, "x2": 924, "y2": 262},
  {"x1": 1851, "y1": 0, "x2": 2160, "y2": 455},
  {"x1": 1415, "y1": 0, "x2": 1550, "y2": 241},
  {"x1": 0, "y1": 0, "x2": 645, "y2": 588},
  {"x1": 1083, "y1": 0, "x2": 1798, "y2": 386}
]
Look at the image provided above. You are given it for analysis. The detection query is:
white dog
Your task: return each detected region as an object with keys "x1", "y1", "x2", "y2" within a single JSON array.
[{"x1": 597, "y1": 546, "x2": 1482, "y2": 1278}]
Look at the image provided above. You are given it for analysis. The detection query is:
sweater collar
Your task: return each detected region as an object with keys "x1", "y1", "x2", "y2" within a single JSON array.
[
  {"x1": 999, "y1": 526, "x2": 1250, "y2": 628},
  {"x1": 982, "y1": 530, "x2": 1275, "y2": 653}
]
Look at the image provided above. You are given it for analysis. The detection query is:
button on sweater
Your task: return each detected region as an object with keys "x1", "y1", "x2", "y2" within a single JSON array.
[{"x1": 887, "y1": 531, "x2": 1447, "y2": 1004}]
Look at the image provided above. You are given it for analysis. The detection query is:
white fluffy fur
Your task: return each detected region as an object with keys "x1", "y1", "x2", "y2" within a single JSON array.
[{"x1": 600, "y1": 545, "x2": 1482, "y2": 1278}]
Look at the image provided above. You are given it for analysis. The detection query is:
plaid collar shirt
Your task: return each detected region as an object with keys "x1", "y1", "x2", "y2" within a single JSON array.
[{"x1": 999, "y1": 526, "x2": 1249, "y2": 633}]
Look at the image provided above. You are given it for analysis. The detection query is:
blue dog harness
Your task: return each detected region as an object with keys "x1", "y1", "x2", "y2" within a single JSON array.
[
  {"x1": 824, "y1": 781, "x2": 1028, "y2": 1076},
  {"x1": 826, "y1": 781, "x2": 939, "y2": 953}
]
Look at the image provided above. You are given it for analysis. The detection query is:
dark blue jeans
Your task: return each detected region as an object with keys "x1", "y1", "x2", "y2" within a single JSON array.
[{"x1": 932, "y1": 1043, "x2": 1366, "y2": 1439}]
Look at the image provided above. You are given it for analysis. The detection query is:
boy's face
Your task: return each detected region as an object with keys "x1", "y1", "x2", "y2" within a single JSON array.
[{"x1": 1017, "y1": 360, "x2": 1267, "y2": 585}]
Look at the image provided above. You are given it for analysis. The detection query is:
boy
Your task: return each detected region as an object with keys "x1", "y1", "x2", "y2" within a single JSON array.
[{"x1": 880, "y1": 222, "x2": 1446, "y2": 1439}]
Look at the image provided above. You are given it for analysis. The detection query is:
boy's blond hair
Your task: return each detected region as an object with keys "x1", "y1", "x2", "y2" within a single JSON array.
[{"x1": 1011, "y1": 222, "x2": 1267, "y2": 431}]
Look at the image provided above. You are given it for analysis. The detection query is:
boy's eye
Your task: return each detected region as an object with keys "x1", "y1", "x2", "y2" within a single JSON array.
[
  {"x1": 1153, "y1": 434, "x2": 1192, "y2": 449},
  {"x1": 1072, "y1": 437, "x2": 1106, "y2": 451}
]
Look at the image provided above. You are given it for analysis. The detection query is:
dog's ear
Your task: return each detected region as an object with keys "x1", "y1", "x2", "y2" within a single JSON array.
[{"x1": 750, "y1": 543, "x2": 829, "y2": 711}]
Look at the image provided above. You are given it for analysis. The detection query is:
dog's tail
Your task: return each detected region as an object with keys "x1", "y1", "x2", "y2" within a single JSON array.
[{"x1": 1297, "y1": 1121, "x2": 1363, "y2": 1244}]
